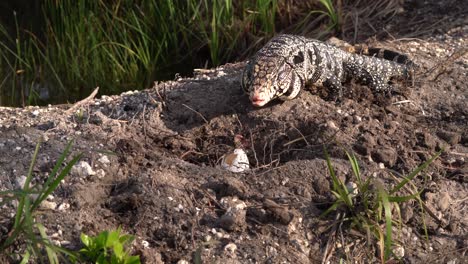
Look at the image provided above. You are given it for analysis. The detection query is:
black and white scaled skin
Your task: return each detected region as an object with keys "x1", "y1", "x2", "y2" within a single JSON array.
[{"x1": 242, "y1": 34, "x2": 412, "y2": 107}]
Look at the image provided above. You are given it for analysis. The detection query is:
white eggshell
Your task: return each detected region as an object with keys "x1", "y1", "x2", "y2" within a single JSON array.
[{"x1": 221, "y1": 148, "x2": 250, "y2": 173}]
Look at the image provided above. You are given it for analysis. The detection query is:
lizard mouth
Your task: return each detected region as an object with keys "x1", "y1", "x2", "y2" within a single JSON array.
[
  {"x1": 250, "y1": 89, "x2": 271, "y2": 107},
  {"x1": 252, "y1": 98, "x2": 266, "y2": 106}
]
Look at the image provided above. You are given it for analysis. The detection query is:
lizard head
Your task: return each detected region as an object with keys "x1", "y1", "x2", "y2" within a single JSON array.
[{"x1": 242, "y1": 56, "x2": 301, "y2": 107}]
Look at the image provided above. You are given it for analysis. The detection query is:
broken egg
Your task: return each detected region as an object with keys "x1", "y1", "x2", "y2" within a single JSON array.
[{"x1": 221, "y1": 148, "x2": 250, "y2": 173}]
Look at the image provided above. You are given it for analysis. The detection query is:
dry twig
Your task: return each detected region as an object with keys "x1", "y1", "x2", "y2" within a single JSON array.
[{"x1": 65, "y1": 86, "x2": 99, "y2": 114}]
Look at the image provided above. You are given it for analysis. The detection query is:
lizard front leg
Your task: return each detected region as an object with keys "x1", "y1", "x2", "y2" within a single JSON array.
[{"x1": 323, "y1": 74, "x2": 344, "y2": 102}]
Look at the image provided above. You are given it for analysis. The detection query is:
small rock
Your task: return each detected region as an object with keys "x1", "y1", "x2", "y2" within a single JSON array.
[
  {"x1": 16, "y1": 176, "x2": 28, "y2": 189},
  {"x1": 371, "y1": 147, "x2": 397, "y2": 167},
  {"x1": 60, "y1": 240, "x2": 71, "y2": 246},
  {"x1": 40, "y1": 200, "x2": 57, "y2": 210},
  {"x1": 393, "y1": 245, "x2": 405, "y2": 258},
  {"x1": 95, "y1": 169, "x2": 106, "y2": 179},
  {"x1": 224, "y1": 243, "x2": 237, "y2": 253},
  {"x1": 175, "y1": 204, "x2": 184, "y2": 212},
  {"x1": 437, "y1": 130, "x2": 461, "y2": 145},
  {"x1": 291, "y1": 238, "x2": 309, "y2": 254},
  {"x1": 176, "y1": 260, "x2": 189, "y2": 264},
  {"x1": 57, "y1": 203, "x2": 70, "y2": 211},
  {"x1": 215, "y1": 232, "x2": 224, "y2": 239},
  {"x1": 401, "y1": 203, "x2": 414, "y2": 223},
  {"x1": 437, "y1": 192, "x2": 451, "y2": 211},
  {"x1": 71, "y1": 161, "x2": 96, "y2": 177},
  {"x1": 218, "y1": 212, "x2": 243, "y2": 231},
  {"x1": 217, "y1": 198, "x2": 247, "y2": 231},
  {"x1": 346, "y1": 182, "x2": 358, "y2": 197},
  {"x1": 204, "y1": 235, "x2": 212, "y2": 242},
  {"x1": 98, "y1": 155, "x2": 110, "y2": 165},
  {"x1": 326, "y1": 120, "x2": 339, "y2": 131},
  {"x1": 353, "y1": 115, "x2": 362, "y2": 123},
  {"x1": 141, "y1": 240, "x2": 150, "y2": 248},
  {"x1": 266, "y1": 246, "x2": 278, "y2": 258},
  {"x1": 422, "y1": 132, "x2": 437, "y2": 149}
]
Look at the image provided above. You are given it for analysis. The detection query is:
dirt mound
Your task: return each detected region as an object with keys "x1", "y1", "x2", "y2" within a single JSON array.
[{"x1": 1, "y1": 15, "x2": 467, "y2": 264}]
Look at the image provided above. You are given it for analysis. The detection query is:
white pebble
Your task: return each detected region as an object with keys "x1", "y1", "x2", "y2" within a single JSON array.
[
  {"x1": 40, "y1": 200, "x2": 57, "y2": 210},
  {"x1": 224, "y1": 243, "x2": 237, "y2": 253},
  {"x1": 98, "y1": 155, "x2": 110, "y2": 165},
  {"x1": 71, "y1": 161, "x2": 96, "y2": 177},
  {"x1": 393, "y1": 245, "x2": 405, "y2": 258},
  {"x1": 326, "y1": 121, "x2": 339, "y2": 131},
  {"x1": 16, "y1": 175, "x2": 28, "y2": 189},
  {"x1": 57, "y1": 203, "x2": 70, "y2": 211},
  {"x1": 141, "y1": 240, "x2": 150, "y2": 248}
]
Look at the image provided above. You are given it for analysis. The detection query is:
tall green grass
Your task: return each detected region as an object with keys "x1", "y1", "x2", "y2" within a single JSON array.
[
  {"x1": 0, "y1": 0, "x2": 339, "y2": 106},
  {"x1": 0, "y1": 140, "x2": 82, "y2": 263},
  {"x1": 322, "y1": 149, "x2": 441, "y2": 262}
]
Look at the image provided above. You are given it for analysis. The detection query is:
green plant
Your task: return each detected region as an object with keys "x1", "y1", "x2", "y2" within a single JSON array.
[
  {"x1": 0, "y1": 140, "x2": 82, "y2": 263},
  {"x1": 321, "y1": 148, "x2": 441, "y2": 263},
  {"x1": 318, "y1": 0, "x2": 340, "y2": 31},
  {"x1": 79, "y1": 228, "x2": 140, "y2": 264}
]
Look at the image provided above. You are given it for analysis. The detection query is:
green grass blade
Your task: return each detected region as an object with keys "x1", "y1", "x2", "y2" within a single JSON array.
[
  {"x1": 32, "y1": 153, "x2": 82, "y2": 212},
  {"x1": 391, "y1": 150, "x2": 442, "y2": 194},
  {"x1": 345, "y1": 150, "x2": 361, "y2": 185},
  {"x1": 14, "y1": 141, "x2": 41, "y2": 229},
  {"x1": 37, "y1": 223, "x2": 59, "y2": 264},
  {"x1": 388, "y1": 191, "x2": 422, "y2": 203},
  {"x1": 320, "y1": 201, "x2": 340, "y2": 218},
  {"x1": 32, "y1": 140, "x2": 75, "y2": 210},
  {"x1": 378, "y1": 185, "x2": 393, "y2": 261},
  {"x1": 19, "y1": 249, "x2": 31, "y2": 264}
]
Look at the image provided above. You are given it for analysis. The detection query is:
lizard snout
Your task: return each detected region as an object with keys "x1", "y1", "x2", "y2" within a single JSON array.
[{"x1": 250, "y1": 93, "x2": 267, "y2": 107}]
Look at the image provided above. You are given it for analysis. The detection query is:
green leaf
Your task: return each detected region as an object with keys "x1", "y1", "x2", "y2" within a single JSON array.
[
  {"x1": 96, "y1": 231, "x2": 109, "y2": 249},
  {"x1": 96, "y1": 254, "x2": 106, "y2": 264},
  {"x1": 19, "y1": 249, "x2": 31, "y2": 264},
  {"x1": 106, "y1": 230, "x2": 120, "y2": 248},
  {"x1": 113, "y1": 241, "x2": 124, "y2": 259},
  {"x1": 126, "y1": 255, "x2": 141, "y2": 264},
  {"x1": 81, "y1": 233, "x2": 92, "y2": 247}
]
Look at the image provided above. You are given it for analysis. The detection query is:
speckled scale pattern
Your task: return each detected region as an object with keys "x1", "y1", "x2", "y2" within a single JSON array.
[{"x1": 242, "y1": 34, "x2": 413, "y2": 106}]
